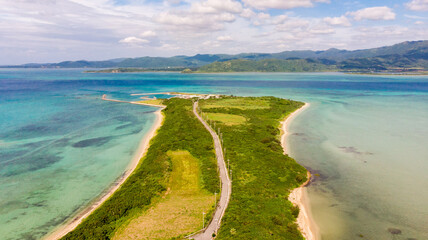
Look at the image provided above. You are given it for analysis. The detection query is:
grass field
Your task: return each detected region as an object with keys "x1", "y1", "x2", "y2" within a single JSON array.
[
  {"x1": 204, "y1": 113, "x2": 246, "y2": 126},
  {"x1": 137, "y1": 99, "x2": 165, "y2": 106},
  {"x1": 113, "y1": 151, "x2": 213, "y2": 240},
  {"x1": 202, "y1": 98, "x2": 270, "y2": 110},
  {"x1": 199, "y1": 96, "x2": 307, "y2": 240}
]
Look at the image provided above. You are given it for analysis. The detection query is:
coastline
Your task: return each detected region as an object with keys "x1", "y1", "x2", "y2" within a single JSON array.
[
  {"x1": 280, "y1": 103, "x2": 320, "y2": 240},
  {"x1": 44, "y1": 107, "x2": 164, "y2": 240}
]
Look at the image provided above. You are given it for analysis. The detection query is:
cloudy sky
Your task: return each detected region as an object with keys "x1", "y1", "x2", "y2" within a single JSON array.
[{"x1": 1, "y1": 0, "x2": 428, "y2": 64}]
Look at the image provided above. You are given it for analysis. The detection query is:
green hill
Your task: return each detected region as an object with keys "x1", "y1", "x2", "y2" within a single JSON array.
[
  {"x1": 197, "y1": 59, "x2": 337, "y2": 73},
  {"x1": 3, "y1": 40, "x2": 428, "y2": 73}
]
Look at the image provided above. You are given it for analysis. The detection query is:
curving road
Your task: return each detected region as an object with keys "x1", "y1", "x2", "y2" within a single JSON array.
[{"x1": 191, "y1": 101, "x2": 231, "y2": 240}]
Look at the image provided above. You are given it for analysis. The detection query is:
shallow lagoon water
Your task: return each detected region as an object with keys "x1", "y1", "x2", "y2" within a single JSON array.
[
  {"x1": 287, "y1": 94, "x2": 428, "y2": 239},
  {"x1": 0, "y1": 69, "x2": 427, "y2": 239}
]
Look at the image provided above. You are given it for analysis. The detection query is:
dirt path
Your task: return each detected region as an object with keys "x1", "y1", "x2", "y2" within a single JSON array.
[{"x1": 191, "y1": 101, "x2": 231, "y2": 240}]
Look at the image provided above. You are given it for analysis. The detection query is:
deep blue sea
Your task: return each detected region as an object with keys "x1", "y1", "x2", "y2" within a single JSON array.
[{"x1": 0, "y1": 69, "x2": 427, "y2": 240}]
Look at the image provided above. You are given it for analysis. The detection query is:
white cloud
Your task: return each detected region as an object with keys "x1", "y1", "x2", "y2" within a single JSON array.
[
  {"x1": 252, "y1": 32, "x2": 272, "y2": 38},
  {"x1": 191, "y1": 0, "x2": 243, "y2": 14},
  {"x1": 67, "y1": 0, "x2": 131, "y2": 17},
  {"x1": 165, "y1": 0, "x2": 182, "y2": 5},
  {"x1": 257, "y1": 12, "x2": 271, "y2": 20},
  {"x1": 1, "y1": 0, "x2": 427, "y2": 65},
  {"x1": 242, "y1": 0, "x2": 328, "y2": 10},
  {"x1": 155, "y1": 0, "x2": 240, "y2": 33},
  {"x1": 349, "y1": 7, "x2": 396, "y2": 21},
  {"x1": 159, "y1": 43, "x2": 180, "y2": 50},
  {"x1": 119, "y1": 37, "x2": 149, "y2": 44},
  {"x1": 202, "y1": 40, "x2": 220, "y2": 47},
  {"x1": 324, "y1": 16, "x2": 351, "y2": 27},
  {"x1": 276, "y1": 18, "x2": 310, "y2": 31},
  {"x1": 217, "y1": 35, "x2": 233, "y2": 41},
  {"x1": 156, "y1": 12, "x2": 223, "y2": 31},
  {"x1": 240, "y1": 8, "x2": 256, "y2": 18},
  {"x1": 356, "y1": 26, "x2": 410, "y2": 38},
  {"x1": 217, "y1": 13, "x2": 236, "y2": 22},
  {"x1": 140, "y1": 30, "x2": 157, "y2": 38},
  {"x1": 406, "y1": 0, "x2": 428, "y2": 11},
  {"x1": 310, "y1": 27, "x2": 335, "y2": 34},
  {"x1": 404, "y1": 14, "x2": 428, "y2": 19},
  {"x1": 249, "y1": 13, "x2": 291, "y2": 26},
  {"x1": 272, "y1": 15, "x2": 288, "y2": 25}
]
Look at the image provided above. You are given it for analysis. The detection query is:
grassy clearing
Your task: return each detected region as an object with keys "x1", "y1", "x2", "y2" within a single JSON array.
[
  {"x1": 200, "y1": 96, "x2": 307, "y2": 240},
  {"x1": 138, "y1": 99, "x2": 165, "y2": 106},
  {"x1": 202, "y1": 98, "x2": 270, "y2": 110},
  {"x1": 62, "y1": 98, "x2": 219, "y2": 240},
  {"x1": 169, "y1": 92, "x2": 205, "y2": 96},
  {"x1": 113, "y1": 151, "x2": 213, "y2": 240},
  {"x1": 205, "y1": 113, "x2": 246, "y2": 126}
]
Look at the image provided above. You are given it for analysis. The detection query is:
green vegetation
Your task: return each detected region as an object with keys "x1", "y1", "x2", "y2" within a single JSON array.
[
  {"x1": 339, "y1": 55, "x2": 428, "y2": 72},
  {"x1": 181, "y1": 68, "x2": 193, "y2": 73},
  {"x1": 62, "y1": 98, "x2": 219, "y2": 240},
  {"x1": 199, "y1": 96, "x2": 308, "y2": 239},
  {"x1": 112, "y1": 150, "x2": 214, "y2": 239},
  {"x1": 202, "y1": 98, "x2": 270, "y2": 110},
  {"x1": 85, "y1": 67, "x2": 197, "y2": 73},
  {"x1": 197, "y1": 59, "x2": 337, "y2": 73},
  {"x1": 62, "y1": 95, "x2": 309, "y2": 239},
  {"x1": 205, "y1": 113, "x2": 246, "y2": 126}
]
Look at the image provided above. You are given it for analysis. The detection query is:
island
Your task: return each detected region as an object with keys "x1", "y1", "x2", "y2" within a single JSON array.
[
  {"x1": 84, "y1": 57, "x2": 428, "y2": 75},
  {"x1": 63, "y1": 40, "x2": 428, "y2": 75}
]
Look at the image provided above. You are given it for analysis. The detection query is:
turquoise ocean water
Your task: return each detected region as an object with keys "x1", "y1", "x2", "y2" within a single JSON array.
[{"x1": 0, "y1": 69, "x2": 427, "y2": 239}]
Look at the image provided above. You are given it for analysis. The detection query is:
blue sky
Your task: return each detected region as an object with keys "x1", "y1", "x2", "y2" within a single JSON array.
[{"x1": 1, "y1": 0, "x2": 427, "y2": 64}]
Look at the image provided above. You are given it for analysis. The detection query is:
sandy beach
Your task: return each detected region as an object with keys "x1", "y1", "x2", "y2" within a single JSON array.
[
  {"x1": 44, "y1": 106, "x2": 164, "y2": 240},
  {"x1": 281, "y1": 103, "x2": 320, "y2": 240}
]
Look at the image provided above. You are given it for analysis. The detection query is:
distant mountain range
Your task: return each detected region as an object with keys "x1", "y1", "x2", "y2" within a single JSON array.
[{"x1": 3, "y1": 40, "x2": 428, "y2": 73}]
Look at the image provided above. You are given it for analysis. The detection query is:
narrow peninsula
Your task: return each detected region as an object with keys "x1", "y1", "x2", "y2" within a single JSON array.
[{"x1": 53, "y1": 93, "x2": 311, "y2": 240}]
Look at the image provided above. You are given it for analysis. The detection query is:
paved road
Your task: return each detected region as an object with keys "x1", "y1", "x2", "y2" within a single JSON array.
[{"x1": 191, "y1": 101, "x2": 231, "y2": 240}]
